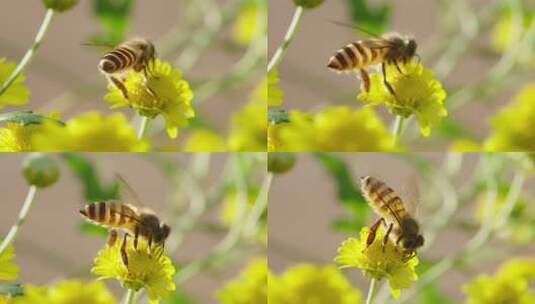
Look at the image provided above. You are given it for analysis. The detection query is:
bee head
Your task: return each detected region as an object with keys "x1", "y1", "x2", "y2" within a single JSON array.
[
  {"x1": 400, "y1": 217, "x2": 424, "y2": 250},
  {"x1": 402, "y1": 234, "x2": 424, "y2": 251},
  {"x1": 405, "y1": 39, "x2": 418, "y2": 62},
  {"x1": 155, "y1": 223, "x2": 171, "y2": 244}
]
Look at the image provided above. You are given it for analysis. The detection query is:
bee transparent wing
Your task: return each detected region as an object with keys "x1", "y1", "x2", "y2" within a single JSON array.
[
  {"x1": 327, "y1": 20, "x2": 382, "y2": 38},
  {"x1": 115, "y1": 174, "x2": 145, "y2": 208},
  {"x1": 402, "y1": 174, "x2": 420, "y2": 217},
  {"x1": 359, "y1": 38, "x2": 395, "y2": 49}
]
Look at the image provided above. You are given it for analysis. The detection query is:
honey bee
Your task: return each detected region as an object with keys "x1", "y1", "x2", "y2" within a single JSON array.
[
  {"x1": 327, "y1": 26, "x2": 418, "y2": 98},
  {"x1": 360, "y1": 176, "x2": 424, "y2": 259},
  {"x1": 98, "y1": 38, "x2": 156, "y2": 99},
  {"x1": 79, "y1": 177, "x2": 169, "y2": 266}
]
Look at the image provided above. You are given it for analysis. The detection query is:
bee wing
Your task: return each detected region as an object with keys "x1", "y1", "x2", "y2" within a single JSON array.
[
  {"x1": 402, "y1": 174, "x2": 420, "y2": 217},
  {"x1": 328, "y1": 20, "x2": 383, "y2": 38},
  {"x1": 115, "y1": 174, "x2": 145, "y2": 208},
  {"x1": 359, "y1": 38, "x2": 395, "y2": 49}
]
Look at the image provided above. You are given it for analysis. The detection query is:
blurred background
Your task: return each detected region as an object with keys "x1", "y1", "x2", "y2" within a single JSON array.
[
  {"x1": 269, "y1": 0, "x2": 535, "y2": 150},
  {"x1": 0, "y1": 0, "x2": 266, "y2": 150},
  {"x1": 0, "y1": 153, "x2": 267, "y2": 303},
  {"x1": 269, "y1": 152, "x2": 535, "y2": 302}
]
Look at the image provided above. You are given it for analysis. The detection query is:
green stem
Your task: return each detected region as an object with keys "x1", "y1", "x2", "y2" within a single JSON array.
[
  {"x1": 0, "y1": 9, "x2": 55, "y2": 96},
  {"x1": 267, "y1": 5, "x2": 304, "y2": 73},
  {"x1": 392, "y1": 116, "x2": 405, "y2": 146},
  {"x1": 0, "y1": 186, "x2": 38, "y2": 254},
  {"x1": 366, "y1": 278, "x2": 378, "y2": 304},
  {"x1": 136, "y1": 116, "x2": 151, "y2": 140},
  {"x1": 125, "y1": 289, "x2": 136, "y2": 304}
]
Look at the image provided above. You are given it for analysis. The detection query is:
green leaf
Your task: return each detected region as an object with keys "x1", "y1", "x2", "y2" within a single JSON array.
[
  {"x1": 268, "y1": 108, "x2": 290, "y2": 124},
  {"x1": 61, "y1": 153, "x2": 119, "y2": 202},
  {"x1": 0, "y1": 111, "x2": 64, "y2": 126},
  {"x1": 90, "y1": 0, "x2": 134, "y2": 45},
  {"x1": 314, "y1": 153, "x2": 369, "y2": 230},
  {"x1": 0, "y1": 283, "x2": 23, "y2": 297},
  {"x1": 346, "y1": 0, "x2": 391, "y2": 34},
  {"x1": 436, "y1": 117, "x2": 477, "y2": 140},
  {"x1": 418, "y1": 283, "x2": 451, "y2": 304},
  {"x1": 78, "y1": 222, "x2": 108, "y2": 237},
  {"x1": 164, "y1": 289, "x2": 195, "y2": 304}
]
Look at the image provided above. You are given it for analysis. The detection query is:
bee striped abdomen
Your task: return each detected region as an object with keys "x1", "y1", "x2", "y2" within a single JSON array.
[
  {"x1": 99, "y1": 47, "x2": 137, "y2": 73},
  {"x1": 80, "y1": 202, "x2": 136, "y2": 228},
  {"x1": 361, "y1": 176, "x2": 408, "y2": 221},
  {"x1": 327, "y1": 41, "x2": 384, "y2": 71}
]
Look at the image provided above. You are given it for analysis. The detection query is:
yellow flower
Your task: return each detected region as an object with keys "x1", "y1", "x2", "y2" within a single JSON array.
[
  {"x1": 0, "y1": 244, "x2": 19, "y2": 281},
  {"x1": 232, "y1": 2, "x2": 263, "y2": 45},
  {"x1": 11, "y1": 280, "x2": 116, "y2": 304},
  {"x1": 358, "y1": 62, "x2": 447, "y2": 136},
  {"x1": 104, "y1": 59, "x2": 195, "y2": 139},
  {"x1": 0, "y1": 58, "x2": 30, "y2": 108},
  {"x1": 273, "y1": 106, "x2": 393, "y2": 151},
  {"x1": 269, "y1": 264, "x2": 363, "y2": 304},
  {"x1": 228, "y1": 99, "x2": 267, "y2": 151},
  {"x1": 335, "y1": 227, "x2": 419, "y2": 298},
  {"x1": 268, "y1": 69, "x2": 283, "y2": 107},
  {"x1": 31, "y1": 112, "x2": 149, "y2": 151},
  {"x1": 485, "y1": 83, "x2": 535, "y2": 151},
  {"x1": 0, "y1": 122, "x2": 37, "y2": 151},
  {"x1": 183, "y1": 129, "x2": 227, "y2": 152},
  {"x1": 491, "y1": 10, "x2": 535, "y2": 66},
  {"x1": 216, "y1": 258, "x2": 267, "y2": 304},
  {"x1": 449, "y1": 139, "x2": 482, "y2": 152},
  {"x1": 463, "y1": 257, "x2": 535, "y2": 304},
  {"x1": 91, "y1": 238, "x2": 176, "y2": 303}
]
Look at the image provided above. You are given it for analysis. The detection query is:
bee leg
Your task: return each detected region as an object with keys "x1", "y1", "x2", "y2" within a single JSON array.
[
  {"x1": 381, "y1": 63, "x2": 398, "y2": 99},
  {"x1": 120, "y1": 233, "x2": 130, "y2": 267},
  {"x1": 107, "y1": 229, "x2": 118, "y2": 247},
  {"x1": 109, "y1": 76, "x2": 129, "y2": 99},
  {"x1": 394, "y1": 62, "x2": 405, "y2": 75},
  {"x1": 134, "y1": 226, "x2": 139, "y2": 250},
  {"x1": 382, "y1": 223, "x2": 394, "y2": 252},
  {"x1": 366, "y1": 218, "x2": 385, "y2": 249},
  {"x1": 359, "y1": 69, "x2": 370, "y2": 92}
]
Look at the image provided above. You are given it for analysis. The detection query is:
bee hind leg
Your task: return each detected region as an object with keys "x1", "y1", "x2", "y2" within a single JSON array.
[
  {"x1": 107, "y1": 229, "x2": 118, "y2": 247},
  {"x1": 382, "y1": 223, "x2": 394, "y2": 253},
  {"x1": 120, "y1": 233, "x2": 131, "y2": 267},
  {"x1": 134, "y1": 226, "x2": 139, "y2": 250},
  {"x1": 366, "y1": 218, "x2": 385, "y2": 249},
  {"x1": 394, "y1": 62, "x2": 405, "y2": 75},
  {"x1": 358, "y1": 69, "x2": 370, "y2": 92},
  {"x1": 381, "y1": 63, "x2": 399, "y2": 99},
  {"x1": 109, "y1": 76, "x2": 129, "y2": 99}
]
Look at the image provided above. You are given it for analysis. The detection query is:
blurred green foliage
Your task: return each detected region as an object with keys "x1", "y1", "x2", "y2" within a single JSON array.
[
  {"x1": 345, "y1": 0, "x2": 391, "y2": 34},
  {"x1": 0, "y1": 111, "x2": 63, "y2": 126},
  {"x1": 164, "y1": 289, "x2": 195, "y2": 304},
  {"x1": 0, "y1": 283, "x2": 23, "y2": 297},
  {"x1": 90, "y1": 0, "x2": 134, "y2": 45},
  {"x1": 313, "y1": 153, "x2": 368, "y2": 233}
]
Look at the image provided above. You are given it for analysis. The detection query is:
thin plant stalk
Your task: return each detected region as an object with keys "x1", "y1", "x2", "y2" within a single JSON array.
[
  {"x1": 267, "y1": 5, "x2": 304, "y2": 73},
  {"x1": 366, "y1": 278, "x2": 378, "y2": 304},
  {"x1": 124, "y1": 289, "x2": 136, "y2": 304},
  {"x1": 137, "y1": 116, "x2": 152, "y2": 140},
  {"x1": 0, "y1": 186, "x2": 38, "y2": 254},
  {"x1": 0, "y1": 9, "x2": 55, "y2": 96},
  {"x1": 392, "y1": 116, "x2": 405, "y2": 146}
]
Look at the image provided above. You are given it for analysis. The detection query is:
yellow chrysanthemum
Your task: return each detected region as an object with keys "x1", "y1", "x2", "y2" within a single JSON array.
[
  {"x1": 183, "y1": 129, "x2": 227, "y2": 152},
  {"x1": 10, "y1": 280, "x2": 116, "y2": 304},
  {"x1": 232, "y1": 2, "x2": 263, "y2": 45},
  {"x1": 0, "y1": 244, "x2": 19, "y2": 281},
  {"x1": 268, "y1": 69, "x2": 283, "y2": 107},
  {"x1": 31, "y1": 112, "x2": 149, "y2": 151},
  {"x1": 228, "y1": 99, "x2": 267, "y2": 151},
  {"x1": 0, "y1": 122, "x2": 38, "y2": 151},
  {"x1": 104, "y1": 59, "x2": 195, "y2": 139},
  {"x1": 335, "y1": 227, "x2": 419, "y2": 298},
  {"x1": 91, "y1": 238, "x2": 176, "y2": 303},
  {"x1": 216, "y1": 258, "x2": 267, "y2": 304},
  {"x1": 358, "y1": 62, "x2": 447, "y2": 136},
  {"x1": 463, "y1": 257, "x2": 535, "y2": 304},
  {"x1": 491, "y1": 10, "x2": 535, "y2": 66},
  {"x1": 485, "y1": 83, "x2": 535, "y2": 151},
  {"x1": 0, "y1": 58, "x2": 30, "y2": 108},
  {"x1": 272, "y1": 106, "x2": 393, "y2": 151},
  {"x1": 269, "y1": 264, "x2": 363, "y2": 304}
]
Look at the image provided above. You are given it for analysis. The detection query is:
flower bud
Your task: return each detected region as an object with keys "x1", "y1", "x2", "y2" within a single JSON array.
[
  {"x1": 22, "y1": 153, "x2": 60, "y2": 188},
  {"x1": 293, "y1": 0, "x2": 324, "y2": 9},
  {"x1": 268, "y1": 153, "x2": 296, "y2": 174},
  {"x1": 42, "y1": 0, "x2": 79, "y2": 12}
]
